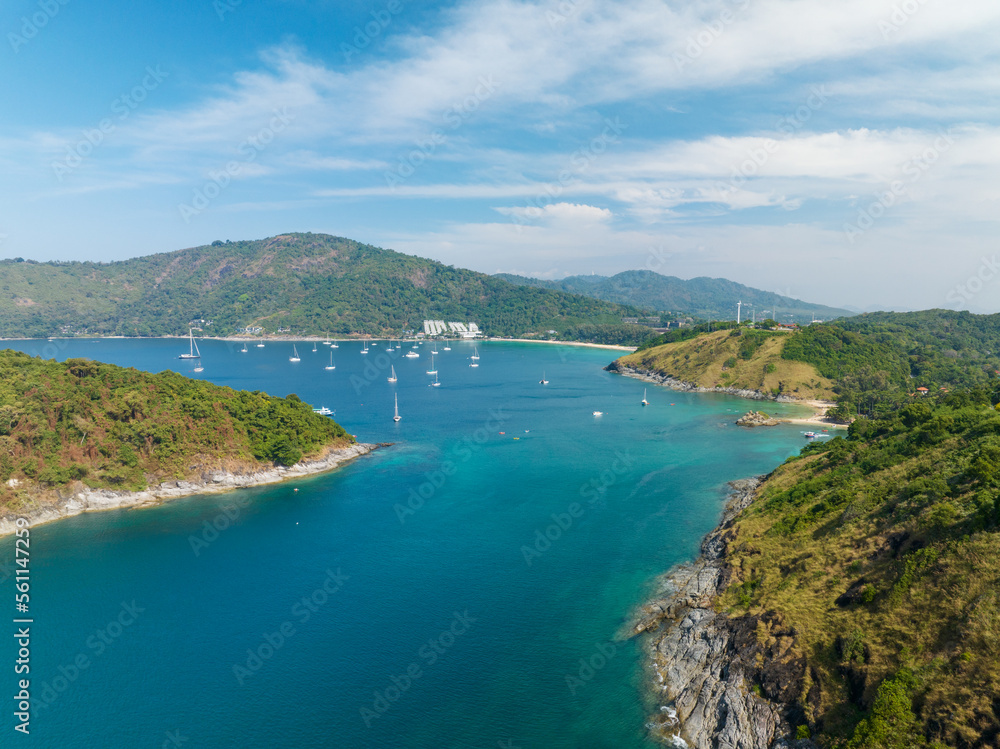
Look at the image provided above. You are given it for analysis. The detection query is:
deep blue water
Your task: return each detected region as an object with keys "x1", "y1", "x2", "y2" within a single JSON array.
[{"x1": 0, "y1": 338, "x2": 815, "y2": 748}]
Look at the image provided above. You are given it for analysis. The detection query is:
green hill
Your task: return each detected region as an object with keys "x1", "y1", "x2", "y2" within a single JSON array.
[
  {"x1": 0, "y1": 233, "x2": 648, "y2": 342},
  {"x1": 496, "y1": 269, "x2": 854, "y2": 324},
  {"x1": 715, "y1": 385, "x2": 1000, "y2": 747},
  {"x1": 0, "y1": 350, "x2": 353, "y2": 513}
]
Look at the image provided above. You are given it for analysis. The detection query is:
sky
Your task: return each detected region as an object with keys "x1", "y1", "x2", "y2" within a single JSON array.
[{"x1": 1, "y1": 0, "x2": 999, "y2": 312}]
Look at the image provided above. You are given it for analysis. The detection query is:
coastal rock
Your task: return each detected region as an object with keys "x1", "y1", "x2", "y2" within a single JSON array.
[
  {"x1": 0, "y1": 442, "x2": 378, "y2": 536},
  {"x1": 606, "y1": 363, "x2": 799, "y2": 403},
  {"x1": 637, "y1": 478, "x2": 813, "y2": 749},
  {"x1": 736, "y1": 411, "x2": 780, "y2": 427}
]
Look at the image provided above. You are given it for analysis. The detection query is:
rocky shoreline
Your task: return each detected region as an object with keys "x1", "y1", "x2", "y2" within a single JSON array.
[
  {"x1": 605, "y1": 362, "x2": 800, "y2": 403},
  {"x1": 631, "y1": 478, "x2": 818, "y2": 749},
  {"x1": 0, "y1": 442, "x2": 379, "y2": 536}
]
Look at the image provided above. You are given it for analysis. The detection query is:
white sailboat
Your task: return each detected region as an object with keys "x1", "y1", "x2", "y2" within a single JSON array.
[
  {"x1": 178, "y1": 328, "x2": 200, "y2": 359},
  {"x1": 426, "y1": 355, "x2": 437, "y2": 375},
  {"x1": 540, "y1": 371, "x2": 549, "y2": 385},
  {"x1": 194, "y1": 365, "x2": 204, "y2": 373},
  {"x1": 393, "y1": 393, "x2": 401, "y2": 422},
  {"x1": 430, "y1": 371, "x2": 440, "y2": 387},
  {"x1": 443, "y1": 341, "x2": 452, "y2": 351},
  {"x1": 289, "y1": 345, "x2": 301, "y2": 363},
  {"x1": 471, "y1": 346, "x2": 480, "y2": 360},
  {"x1": 469, "y1": 358, "x2": 479, "y2": 368},
  {"x1": 431, "y1": 344, "x2": 439, "y2": 355},
  {"x1": 360, "y1": 340, "x2": 369, "y2": 355},
  {"x1": 312, "y1": 341, "x2": 318, "y2": 352},
  {"x1": 641, "y1": 389, "x2": 649, "y2": 406},
  {"x1": 241, "y1": 342, "x2": 248, "y2": 353},
  {"x1": 386, "y1": 340, "x2": 394, "y2": 352},
  {"x1": 256, "y1": 341, "x2": 265, "y2": 348},
  {"x1": 324, "y1": 332, "x2": 332, "y2": 345},
  {"x1": 325, "y1": 351, "x2": 336, "y2": 370},
  {"x1": 387, "y1": 365, "x2": 397, "y2": 383}
]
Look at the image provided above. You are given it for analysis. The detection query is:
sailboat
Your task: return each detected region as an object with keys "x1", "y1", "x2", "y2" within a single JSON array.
[
  {"x1": 360, "y1": 340, "x2": 369, "y2": 355},
  {"x1": 393, "y1": 394, "x2": 401, "y2": 422},
  {"x1": 443, "y1": 340, "x2": 451, "y2": 351},
  {"x1": 431, "y1": 343, "x2": 439, "y2": 355},
  {"x1": 256, "y1": 340, "x2": 265, "y2": 348},
  {"x1": 178, "y1": 328, "x2": 200, "y2": 359},
  {"x1": 241, "y1": 342, "x2": 248, "y2": 353},
  {"x1": 324, "y1": 332, "x2": 332, "y2": 345},
  {"x1": 386, "y1": 340, "x2": 394, "y2": 353},
  {"x1": 540, "y1": 371, "x2": 549, "y2": 385},
  {"x1": 289, "y1": 345, "x2": 301, "y2": 363},
  {"x1": 194, "y1": 364, "x2": 204, "y2": 373},
  {"x1": 641, "y1": 389, "x2": 649, "y2": 406},
  {"x1": 430, "y1": 371, "x2": 440, "y2": 387},
  {"x1": 325, "y1": 351, "x2": 336, "y2": 370},
  {"x1": 471, "y1": 347, "x2": 480, "y2": 360},
  {"x1": 312, "y1": 341, "x2": 318, "y2": 353},
  {"x1": 387, "y1": 365, "x2": 397, "y2": 383},
  {"x1": 426, "y1": 355, "x2": 437, "y2": 375}
]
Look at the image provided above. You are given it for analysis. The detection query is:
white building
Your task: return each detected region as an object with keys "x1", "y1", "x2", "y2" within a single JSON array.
[{"x1": 423, "y1": 320, "x2": 481, "y2": 338}]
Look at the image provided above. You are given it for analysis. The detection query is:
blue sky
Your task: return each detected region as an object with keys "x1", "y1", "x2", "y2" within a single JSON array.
[{"x1": 2, "y1": 0, "x2": 999, "y2": 312}]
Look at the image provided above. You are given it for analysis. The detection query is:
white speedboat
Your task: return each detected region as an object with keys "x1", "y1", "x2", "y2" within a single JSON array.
[
  {"x1": 540, "y1": 371, "x2": 549, "y2": 385},
  {"x1": 405, "y1": 350, "x2": 420, "y2": 359},
  {"x1": 593, "y1": 411, "x2": 603, "y2": 417},
  {"x1": 313, "y1": 406, "x2": 333, "y2": 416}
]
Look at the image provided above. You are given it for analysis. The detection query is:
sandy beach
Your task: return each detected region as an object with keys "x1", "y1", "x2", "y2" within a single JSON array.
[{"x1": 778, "y1": 399, "x2": 848, "y2": 429}]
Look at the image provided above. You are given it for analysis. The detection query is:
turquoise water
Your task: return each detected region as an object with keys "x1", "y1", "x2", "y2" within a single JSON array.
[{"x1": 1, "y1": 339, "x2": 813, "y2": 748}]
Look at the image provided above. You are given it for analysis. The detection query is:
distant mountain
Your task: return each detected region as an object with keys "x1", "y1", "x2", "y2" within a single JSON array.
[
  {"x1": 495, "y1": 270, "x2": 853, "y2": 324},
  {"x1": 0, "y1": 233, "x2": 650, "y2": 341}
]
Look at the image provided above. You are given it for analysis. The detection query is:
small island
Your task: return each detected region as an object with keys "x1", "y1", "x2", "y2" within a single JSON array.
[
  {"x1": 736, "y1": 410, "x2": 779, "y2": 427},
  {"x1": 0, "y1": 350, "x2": 373, "y2": 534}
]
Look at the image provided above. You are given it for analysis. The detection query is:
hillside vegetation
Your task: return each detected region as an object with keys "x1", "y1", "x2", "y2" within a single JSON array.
[
  {"x1": 0, "y1": 233, "x2": 644, "y2": 341},
  {"x1": 719, "y1": 386, "x2": 1000, "y2": 747},
  {"x1": 0, "y1": 350, "x2": 351, "y2": 513},
  {"x1": 616, "y1": 327, "x2": 837, "y2": 401},
  {"x1": 496, "y1": 269, "x2": 854, "y2": 324}
]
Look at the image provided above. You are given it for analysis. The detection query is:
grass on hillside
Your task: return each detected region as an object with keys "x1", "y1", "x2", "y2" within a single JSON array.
[
  {"x1": 618, "y1": 328, "x2": 836, "y2": 401},
  {"x1": 717, "y1": 390, "x2": 1000, "y2": 748}
]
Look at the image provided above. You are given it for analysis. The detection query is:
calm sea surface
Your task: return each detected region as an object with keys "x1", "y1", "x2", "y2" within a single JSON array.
[{"x1": 0, "y1": 338, "x2": 815, "y2": 748}]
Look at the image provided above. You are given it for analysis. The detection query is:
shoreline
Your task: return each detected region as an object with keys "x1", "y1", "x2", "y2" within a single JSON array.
[
  {"x1": 631, "y1": 478, "x2": 816, "y2": 749},
  {"x1": 0, "y1": 442, "x2": 379, "y2": 537},
  {"x1": 608, "y1": 363, "x2": 848, "y2": 428},
  {"x1": 2, "y1": 335, "x2": 639, "y2": 353}
]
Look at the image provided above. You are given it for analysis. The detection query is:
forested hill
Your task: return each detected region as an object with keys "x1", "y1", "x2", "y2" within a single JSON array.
[
  {"x1": 623, "y1": 310, "x2": 1000, "y2": 419},
  {"x1": 0, "y1": 350, "x2": 352, "y2": 512},
  {"x1": 0, "y1": 233, "x2": 647, "y2": 341},
  {"x1": 495, "y1": 269, "x2": 854, "y2": 324}
]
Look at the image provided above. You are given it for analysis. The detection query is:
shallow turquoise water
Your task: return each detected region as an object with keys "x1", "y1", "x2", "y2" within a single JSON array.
[{"x1": 0, "y1": 339, "x2": 814, "y2": 748}]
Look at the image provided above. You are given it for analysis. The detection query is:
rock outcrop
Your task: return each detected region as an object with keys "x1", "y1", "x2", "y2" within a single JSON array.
[
  {"x1": 736, "y1": 411, "x2": 780, "y2": 427},
  {"x1": 606, "y1": 362, "x2": 799, "y2": 404},
  {"x1": 0, "y1": 442, "x2": 379, "y2": 536},
  {"x1": 633, "y1": 478, "x2": 819, "y2": 749}
]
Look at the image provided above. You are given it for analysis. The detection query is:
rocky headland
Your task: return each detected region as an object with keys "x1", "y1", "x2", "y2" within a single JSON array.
[
  {"x1": 605, "y1": 362, "x2": 800, "y2": 404},
  {"x1": 736, "y1": 411, "x2": 780, "y2": 427},
  {"x1": 0, "y1": 442, "x2": 380, "y2": 536},
  {"x1": 631, "y1": 478, "x2": 819, "y2": 749}
]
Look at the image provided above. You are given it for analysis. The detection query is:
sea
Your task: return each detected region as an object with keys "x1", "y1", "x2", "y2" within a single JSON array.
[{"x1": 0, "y1": 338, "x2": 816, "y2": 748}]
